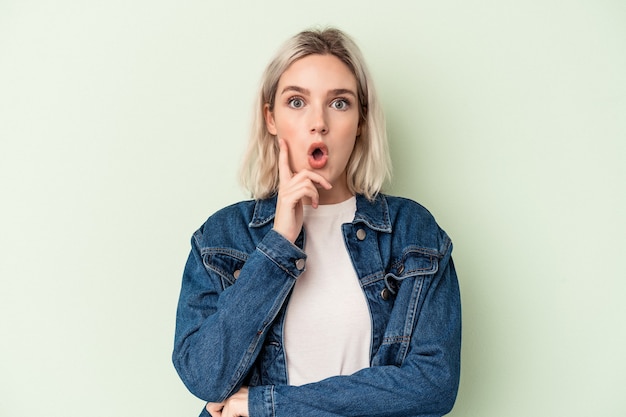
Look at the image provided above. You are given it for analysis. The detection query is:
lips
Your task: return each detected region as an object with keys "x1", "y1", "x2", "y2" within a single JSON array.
[{"x1": 307, "y1": 142, "x2": 328, "y2": 169}]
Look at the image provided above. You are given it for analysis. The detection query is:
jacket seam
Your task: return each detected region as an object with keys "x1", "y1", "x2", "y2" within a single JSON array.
[{"x1": 257, "y1": 247, "x2": 299, "y2": 279}]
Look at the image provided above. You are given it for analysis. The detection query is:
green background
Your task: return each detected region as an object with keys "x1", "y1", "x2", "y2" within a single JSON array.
[{"x1": 1, "y1": 1, "x2": 624, "y2": 415}]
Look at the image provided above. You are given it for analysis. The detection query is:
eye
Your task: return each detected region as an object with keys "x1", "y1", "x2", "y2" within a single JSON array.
[
  {"x1": 287, "y1": 97, "x2": 305, "y2": 109},
  {"x1": 331, "y1": 98, "x2": 350, "y2": 111}
]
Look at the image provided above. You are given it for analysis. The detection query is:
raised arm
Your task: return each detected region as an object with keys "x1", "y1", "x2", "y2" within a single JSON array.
[{"x1": 172, "y1": 227, "x2": 305, "y2": 402}]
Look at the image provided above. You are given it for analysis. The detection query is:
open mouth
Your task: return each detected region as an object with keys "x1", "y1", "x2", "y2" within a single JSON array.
[
  {"x1": 312, "y1": 147, "x2": 325, "y2": 161},
  {"x1": 308, "y1": 143, "x2": 328, "y2": 169}
]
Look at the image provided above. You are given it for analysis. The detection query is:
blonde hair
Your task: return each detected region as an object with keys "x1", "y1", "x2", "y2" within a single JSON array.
[{"x1": 240, "y1": 27, "x2": 391, "y2": 201}]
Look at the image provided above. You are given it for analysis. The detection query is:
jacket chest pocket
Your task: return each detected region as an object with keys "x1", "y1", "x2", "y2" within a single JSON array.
[
  {"x1": 373, "y1": 248, "x2": 440, "y2": 366},
  {"x1": 201, "y1": 248, "x2": 249, "y2": 289}
]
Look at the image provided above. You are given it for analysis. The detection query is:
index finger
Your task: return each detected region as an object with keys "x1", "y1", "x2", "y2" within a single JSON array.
[
  {"x1": 206, "y1": 402, "x2": 224, "y2": 417},
  {"x1": 277, "y1": 139, "x2": 293, "y2": 185}
]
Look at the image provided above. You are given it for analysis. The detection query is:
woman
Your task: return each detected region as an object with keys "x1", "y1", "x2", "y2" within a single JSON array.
[{"x1": 173, "y1": 27, "x2": 461, "y2": 417}]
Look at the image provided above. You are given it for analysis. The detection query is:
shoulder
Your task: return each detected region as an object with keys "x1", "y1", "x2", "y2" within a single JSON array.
[
  {"x1": 381, "y1": 194, "x2": 441, "y2": 233},
  {"x1": 192, "y1": 199, "x2": 261, "y2": 251},
  {"x1": 381, "y1": 194, "x2": 452, "y2": 257},
  {"x1": 383, "y1": 194, "x2": 436, "y2": 221},
  {"x1": 203, "y1": 199, "x2": 257, "y2": 227}
]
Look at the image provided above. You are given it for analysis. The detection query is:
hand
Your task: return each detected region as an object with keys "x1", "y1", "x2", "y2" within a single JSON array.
[
  {"x1": 273, "y1": 139, "x2": 332, "y2": 242},
  {"x1": 206, "y1": 387, "x2": 249, "y2": 417},
  {"x1": 206, "y1": 401, "x2": 224, "y2": 417}
]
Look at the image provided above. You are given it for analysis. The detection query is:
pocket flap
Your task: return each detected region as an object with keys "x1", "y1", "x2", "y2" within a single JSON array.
[{"x1": 201, "y1": 248, "x2": 248, "y2": 285}]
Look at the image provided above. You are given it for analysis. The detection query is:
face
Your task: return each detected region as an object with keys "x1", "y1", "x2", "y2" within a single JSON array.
[{"x1": 264, "y1": 54, "x2": 361, "y2": 203}]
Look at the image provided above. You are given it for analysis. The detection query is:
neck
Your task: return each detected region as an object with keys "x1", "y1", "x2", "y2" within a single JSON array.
[{"x1": 303, "y1": 183, "x2": 353, "y2": 205}]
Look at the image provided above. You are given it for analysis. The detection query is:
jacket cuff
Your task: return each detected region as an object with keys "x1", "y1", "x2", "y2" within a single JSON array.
[
  {"x1": 248, "y1": 385, "x2": 274, "y2": 417},
  {"x1": 257, "y1": 229, "x2": 307, "y2": 279}
]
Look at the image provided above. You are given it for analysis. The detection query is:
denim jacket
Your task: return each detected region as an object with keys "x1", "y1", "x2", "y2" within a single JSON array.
[{"x1": 173, "y1": 193, "x2": 461, "y2": 417}]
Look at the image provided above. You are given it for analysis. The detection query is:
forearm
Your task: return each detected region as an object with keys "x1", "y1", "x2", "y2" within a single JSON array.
[
  {"x1": 248, "y1": 357, "x2": 458, "y2": 417},
  {"x1": 249, "y1": 256, "x2": 461, "y2": 417}
]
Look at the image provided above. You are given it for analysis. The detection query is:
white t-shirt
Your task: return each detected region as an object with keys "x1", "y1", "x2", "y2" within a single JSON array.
[{"x1": 284, "y1": 196, "x2": 372, "y2": 386}]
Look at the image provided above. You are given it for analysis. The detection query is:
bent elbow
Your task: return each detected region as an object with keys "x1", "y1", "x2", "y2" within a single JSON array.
[
  {"x1": 431, "y1": 371, "x2": 460, "y2": 415},
  {"x1": 438, "y1": 386, "x2": 459, "y2": 415},
  {"x1": 172, "y1": 348, "x2": 222, "y2": 402}
]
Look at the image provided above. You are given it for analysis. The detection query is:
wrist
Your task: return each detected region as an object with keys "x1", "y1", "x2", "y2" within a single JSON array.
[
  {"x1": 272, "y1": 226, "x2": 296, "y2": 243},
  {"x1": 247, "y1": 385, "x2": 274, "y2": 417}
]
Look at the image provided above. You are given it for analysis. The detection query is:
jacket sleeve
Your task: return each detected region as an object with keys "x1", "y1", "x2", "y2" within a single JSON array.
[
  {"x1": 248, "y1": 247, "x2": 461, "y2": 417},
  {"x1": 172, "y1": 228, "x2": 305, "y2": 402}
]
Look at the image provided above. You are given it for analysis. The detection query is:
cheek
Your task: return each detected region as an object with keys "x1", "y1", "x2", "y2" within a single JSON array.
[
  {"x1": 337, "y1": 120, "x2": 360, "y2": 146},
  {"x1": 272, "y1": 109, "x2": 301, "y2": 137},
  {"x1": 340, "y1": 126, "x2": 359, "y2": 159},
  {"x1": 335, "y1": 112, "x2": 360, "y2": 134},
  {"x1": 275, "y1": 125, "x2": 299, "y2": 153},
  {"x1": 276, "y1": 122, "x2": 298, "y2": 140},
  {"x1": 341, "y1": 141, "x2": 357, "y2": 164}
]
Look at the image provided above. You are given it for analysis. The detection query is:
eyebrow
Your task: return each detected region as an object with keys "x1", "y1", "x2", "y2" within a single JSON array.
[
  {"x1": 280, "y1": 86, "x2": 309, "y2": 95},
  {"x1": 329, "y1": 88, "x2": 357, "y2": 98},
  {"x1": 280, "y1": 85, "x2": 357, "y2": 98}
]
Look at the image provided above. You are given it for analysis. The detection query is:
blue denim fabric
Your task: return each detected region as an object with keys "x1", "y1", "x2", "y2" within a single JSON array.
[{"x1": 173, "y1": 194, "x2": 461, "y2": 417}]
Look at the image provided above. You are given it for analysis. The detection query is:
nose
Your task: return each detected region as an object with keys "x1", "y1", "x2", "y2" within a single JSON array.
[{"x1": 310, "y1": 107, "x2": 328, "y2": 135}]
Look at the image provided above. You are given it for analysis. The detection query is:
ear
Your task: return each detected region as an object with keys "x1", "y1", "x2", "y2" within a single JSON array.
[{"x1": 264, "y1": 103, "x2": 277, "y2": 135}]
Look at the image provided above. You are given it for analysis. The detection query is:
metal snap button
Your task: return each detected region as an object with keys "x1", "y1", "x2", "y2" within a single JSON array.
[
  {"x1": 356, "y1": 229, "x2": 366, "y2": 241},
  {"x1": 380, "y1": 288, "x2": 390, "y2": 301},
  {"x1": 295, "y1": 258, "x2": 306, "y2": 270},
  {"x1": 233, "y1": 269, "x2": 241, "y2": 279}
]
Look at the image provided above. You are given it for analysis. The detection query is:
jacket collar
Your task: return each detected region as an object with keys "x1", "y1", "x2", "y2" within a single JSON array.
[{"x1": 249, "y1": 193, "x2": 392, "y2": 233}]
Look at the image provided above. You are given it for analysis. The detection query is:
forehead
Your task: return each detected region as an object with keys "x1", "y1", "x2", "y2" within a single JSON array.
[{"x1": 277, "y1": 54, "x2": 357, "y2": 90}]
